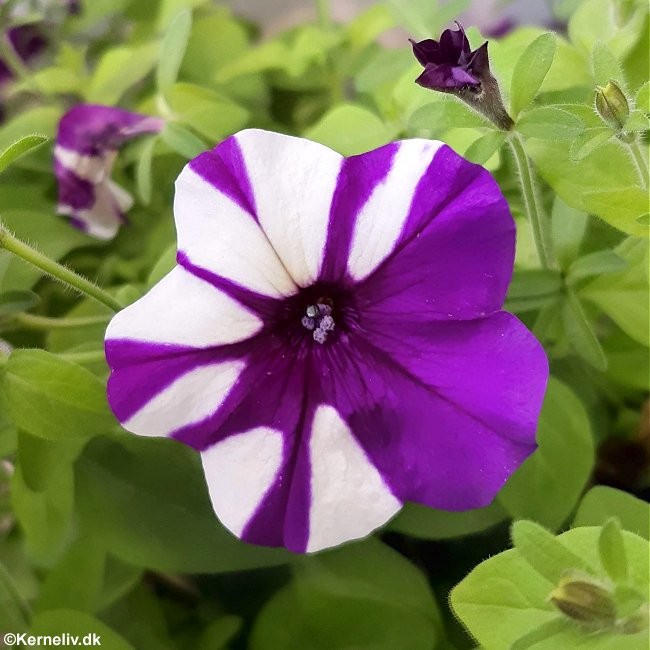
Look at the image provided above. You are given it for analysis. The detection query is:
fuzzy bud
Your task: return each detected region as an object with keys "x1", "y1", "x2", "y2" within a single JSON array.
[
  {"x1": 550, "y1": 576, "x2": 617, "y2": 625},
  {"x1": 595, "y1": 81, "x2": 630, "y2": 130}
]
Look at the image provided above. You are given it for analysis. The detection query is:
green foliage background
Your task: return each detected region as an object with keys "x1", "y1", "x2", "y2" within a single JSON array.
[{"x1": 0, "y1": 0, "x2": 648, "y2": 648}]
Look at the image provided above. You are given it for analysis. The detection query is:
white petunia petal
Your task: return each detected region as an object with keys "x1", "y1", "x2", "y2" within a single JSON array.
[
  {"x1": 307, "y1": 405, "x2": 401, "y2": 552},
  {"x1": 201, "y1": 427, "x2": 284, "y2": 537},
  {"x1": 347, "y1": 139, "x2": 443, "y2": 281},
  {"x1": 122, "y1": 360, "x2": 244, "y2": 438},
  {"x1": 235, "y1": 129, "x2": 343, "y2": 287},
  {"x1": 106, "y1": 266, "x2": 262, "y2": 348},
  {"x1": 174, "y1": 165, "x2": 297, "y2": 297}
]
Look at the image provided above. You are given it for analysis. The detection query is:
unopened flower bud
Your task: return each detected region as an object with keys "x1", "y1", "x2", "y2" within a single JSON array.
[
  {"x1": 550, "y1": 576, "x2": 617, "y2": 625},
  {"x1": 595, "y1": 81, "x2": 630, "y2": 130}
]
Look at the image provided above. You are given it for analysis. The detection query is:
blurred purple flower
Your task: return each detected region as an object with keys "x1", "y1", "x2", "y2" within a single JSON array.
[
  {"x1": 105, "y1": 129, "x2": 548, "y2": 553},
  {"x1": 0, "y1": 24, "x2": 47, "y2": 87},
  {"x1": 55, "y1": 105, "x2": 163, "y2": 240}
]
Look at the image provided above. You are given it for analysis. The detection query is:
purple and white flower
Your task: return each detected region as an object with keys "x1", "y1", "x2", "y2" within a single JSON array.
[
  {"x1": 105, "y1": 129, "x2": 548, "y2": 553},
  {"x1": 54, "y1": 104, "x2": 163, "y2": 240}
]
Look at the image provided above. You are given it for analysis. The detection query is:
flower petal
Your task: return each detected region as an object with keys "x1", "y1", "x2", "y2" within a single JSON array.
[
  {"x1": 344, "y1": 139, "x2": 444, "y2": 281},
  {"x1": 57, "y1": 105, "x2": 163, "y2": 155},
  {"x1": 201, "y1": 427, "x2": 284, "y2": 538},
  {"x1": 306, "y1": 405, "x2": 401, "y2": 552},
  {"x1": 174, "y1": 137, "x2": 298, "y2": 298},
  {"x1": 106, "y1": 266, "x2": 262, "y2": 348},
  {"x1": 354, "y1": 143, "x2": 514, "y2": 321},
  {"x1": 177, "y1": 345, "x2": 401, "y2": 552},
  {"x1": 317, "y1": 312, "x2": 547, "y2": 511},
  {"x1": 120, "y1": 360, "x2": 245, "y2": 438},
  {"x1": 234, "y1": 129, "x2": 343, "y2": 287}
]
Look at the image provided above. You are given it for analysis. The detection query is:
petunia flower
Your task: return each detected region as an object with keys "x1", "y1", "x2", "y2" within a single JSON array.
[
  {"x1": 410, "y1": 23, "x2": 513, "y2": 130},
  {"x1": 0, "y1": 24, "x2": 47, "y2": 87},
  {"x1": 54, "y1": 104, "x2": 163, "y2": 240},
  {"x1": 104, "y1": 129, "x2": 548, "y2": 553}
]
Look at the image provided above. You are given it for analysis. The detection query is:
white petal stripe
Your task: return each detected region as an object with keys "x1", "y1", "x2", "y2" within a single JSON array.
[
  {"x1": 105, "y1": 266, "x2": 263, "y2": 348},
  {"x1": 174, "y1": 166, "x2": 297, "y2": 298},
  {"x1": 235, "y1": 129, "x2": 343, "y2": 287},
  {"x1": 54, "y1": 144, "x2": 109, "y2": 183},
  {"x1": 201, "y1": 427, "x2": 284, "y2": 537},
  {"x1": 307, "y1": 405, "x2": 401, "y2": 553},
  {"x1": 347, "y1": 139, "x2": 443, "y2": 281},
  {"x1": 122, "y1": 360, "x2": 244, "y2": 438}
]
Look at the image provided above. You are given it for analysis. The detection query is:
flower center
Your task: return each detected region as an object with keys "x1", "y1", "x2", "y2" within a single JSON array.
[{"x1": 301, "y1": 302, "x2": 336, "y2": 344}]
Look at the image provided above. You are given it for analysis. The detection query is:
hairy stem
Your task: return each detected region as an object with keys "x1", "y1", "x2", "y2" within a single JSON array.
[
  {"x1": 0, "y1": 227, "x2": 123, "y2": 312},
  {"x1": 628, "y1": 138, "x2": 649, "y2": 190},
  {"x1": 12, "y1": 313, "x2": 110, "y2": 330},
  {"x1": 508, "y1": 135, "x2": 555, "y2": 269}
]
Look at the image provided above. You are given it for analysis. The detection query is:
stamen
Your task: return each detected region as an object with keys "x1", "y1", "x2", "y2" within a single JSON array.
[{"x1": 302, "y1": 303, "x2": 336, "y2": 344}]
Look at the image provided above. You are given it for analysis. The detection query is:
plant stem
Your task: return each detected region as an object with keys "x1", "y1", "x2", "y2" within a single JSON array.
[
  {"x1": 508, "y1": 134, "x2": 555, "y2": 269},
  {"x1": 628, "y1": 138, "x2": 649, "y2": 189},
  {"x1": 0, "y1": 33, "x2": 32, "y2": 84},
  {"x1": 12, "y1": 313, "x2": 110, "y2": 330},
  {"x1": 0, "y1": 227, "x2": 123, "y2": 312},
  {"x1": 0, "y1": 561, "x2": 32, "y2": 627}
]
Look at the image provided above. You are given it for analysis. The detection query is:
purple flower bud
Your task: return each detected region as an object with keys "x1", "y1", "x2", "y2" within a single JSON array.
[{"x1": 410, "y1": 23, "x2": 513, "y2": 131}]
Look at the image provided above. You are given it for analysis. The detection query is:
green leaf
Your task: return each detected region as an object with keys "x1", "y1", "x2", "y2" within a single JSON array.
[
  {"x1": 526, "y1": 133, "x2": 646, "y2": 235},
  {"x1": 551, "y1": 198, "x2": 588, "y2": 270},
  {"x1": 569, "y1": 0, "x2": 647, "y2": 59},
  {"x1": 599, "y1": 519, "x2": 628, "y2": 583},
  {"x1": 510, "y1": 33, "x2": 557, "y2": 116},
  {"x1": 0, "y1": 135, "x2": 47, "y2": 174},
  {"x1": 389, "y1": 500, "x2": 507, "y2": 540},
  {"x1": 409, "y1": 100, "x2": 489, "y2": 133},
  {"x1": 166, "y1": 83, "x2": 250, "y2": 141},
  {"x1": 512, "y1": 521, "x2": 590, "y2": 584},
  {"x1": 304, "y1": 104, "x2": 397, "y2": 156},
  {"x1": 11, "y1": 433, "x2": 83, "y2": 564},
  {"x1": 569, "y1": 127, "x2": 613, "y2": 161},
  {"x1": 135, "y1": 136, "x2": 157, "y2": 205},
  {"x1": 345, "y1": 5, "x2": 395, "y2": 48},
  {"x1": 574, "y1": 486, "x2": 650, "y2": 540},
  {"x1": 0, "y1": 349, "x2": 114, "y2": 440},
  {"x1": 36, "y1": 536, "x2": 106, "y2": 613},
  {"x1": 159, "y1": 122, "x2": 207, "y2": 158},
  {"x1": 86, "y1": 42, "x2": 159, "y2": 105},
  {"x1": 464, "y1": 131, "x2": 506, "y2": 164},
  {"x1": 505, "y1": 269, "x2": 563, "y2": 312},
  {"x1": 591, "y1": 41, "x2": 623, "y2": 85},
  {"x1": 517, "y1": 106, "x2": 585, "y2": 140},
  {"x1": 157, "y1": 10, "x2": 192, "y2": 94},
  {"x1": 498, "y1": 379, "x2": 594, "y2": 530},
  {"x1": 623, "y1": 109, "x2": 650, "y2": 131},
  {"x1": 197, "y1": 617, "x2": 243, "y2": 650},
  {"x1": 635, "y1": 81, "x2": 649, "y2": 113},
  {"x1": 567, "y1": 250, "x2": 627, "y2": 284},
  {"x1": 0, "y1": 289, "x2": 40, "y2": 318},
  {"x1": 580, "y1": 238, "x2": 649, "y2": 346},
  {"x1": 561, "y1": 289, "x2": 608, "y2": 370},
  {"x1": 251, "y1": 539, "x2": 442, "y2": 650},
  {"x1": 451, "y1": 526, "x2": 649, "y2": 649},
  {"x1": 30, "y1": 609, "x2": 134, "y2": 649},
  {"x1": 75, "y1": 434, "x2": 290, "y2": 573}
]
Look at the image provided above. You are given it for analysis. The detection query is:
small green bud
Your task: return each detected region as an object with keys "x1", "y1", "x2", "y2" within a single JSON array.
[
  {"x1": 595, "y1": 81, "x2": 630, "y2": 130},
  {"x1": 550, "y1": 576, "x2": 617, "y2": 625}
]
